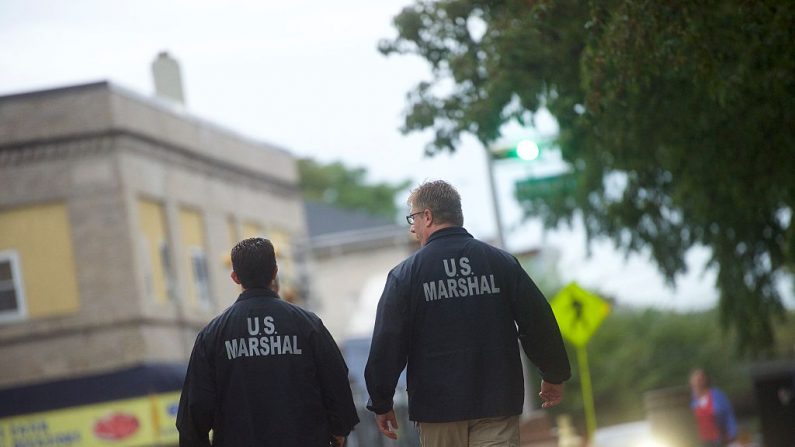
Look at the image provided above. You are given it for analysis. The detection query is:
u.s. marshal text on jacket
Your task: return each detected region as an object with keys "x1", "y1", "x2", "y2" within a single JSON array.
[
  {"x1": 177, "y1": 288, "x2": 359, "y2": 446},
  {"x1": 364, "y1": 227, "x2": 571, "y2": 422}
]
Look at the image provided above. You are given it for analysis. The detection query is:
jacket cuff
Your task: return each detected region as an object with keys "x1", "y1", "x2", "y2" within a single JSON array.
[
  {"x1": 366, "y1": 397, "x2": 393, "y2": 415},
  {"x1": 541, "y1": 370, "x2": 571, "y2": 385}
]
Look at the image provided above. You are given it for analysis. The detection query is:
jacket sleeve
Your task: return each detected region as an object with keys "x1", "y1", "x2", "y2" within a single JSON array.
[
  {"x1": 511, "y1": 260, "x2": 571, "y2": 384},
  {"x1": 311, "y1": 319, "x2": 360, "y2": 437},
  {"x1": 364, "y1": 271, "x2": 410, "y2": 414},
  {"x1": 176, "y1": 332, "x2": 215, "y2": 447},
  {"x1": 713, "y1": 388, "x2": 738, "y2": 440}
]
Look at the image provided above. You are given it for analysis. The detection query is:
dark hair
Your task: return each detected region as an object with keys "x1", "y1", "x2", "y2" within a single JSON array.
[
  {"x1": 408, "y1": 180, "x2": 464, "y2": 226},
  {"x1": 231, "y1": 238, "x2": 277, "y2": 289}
]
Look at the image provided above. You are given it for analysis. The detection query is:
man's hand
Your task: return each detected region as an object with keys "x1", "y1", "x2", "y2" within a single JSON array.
[
  {"x1": 375, "y1": 409, "x2": 399, "y2": 440},
  {"x1": 539, "y1": 380, "x2": 564, "y2": 408},
  {"x1": 330, "y1": 435, "x2": 345, "y2": 446}
]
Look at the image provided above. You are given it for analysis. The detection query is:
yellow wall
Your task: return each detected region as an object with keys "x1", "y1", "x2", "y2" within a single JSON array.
[
  {"x1": 137, "y1": 199, "x2": 171, "y2": 304},
  {"x1": 178, "y1": 207, "x2": 208, "y2": 306},
  {"x1": 270, "y1": 227, "x2": 298, "y2": 301},
  {"x1": 221, "y1": 217, "x2": 237, "y2": 269},
  {"x1": 227, "y1": 217, "x2": 238, "y2": 249},
  {"x1": 270, "y1": 227, "x2": 293, "y2": 281},
  {"x1": 0, "y1": 203, "x2": 80, "y2": 318}
]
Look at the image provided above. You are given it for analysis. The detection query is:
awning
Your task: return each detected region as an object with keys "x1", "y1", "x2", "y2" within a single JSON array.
[{"x1": 0, "y1": 363, "x2": 186, "y2": 446}]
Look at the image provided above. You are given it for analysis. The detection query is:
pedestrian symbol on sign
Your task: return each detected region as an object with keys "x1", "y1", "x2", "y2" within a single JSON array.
[
  {"x1": 570, "y1": 298, "x2": 588, "y2": 331},
  {"x1": 550, "y1": 282, "x2": 610, "y2": 347}
]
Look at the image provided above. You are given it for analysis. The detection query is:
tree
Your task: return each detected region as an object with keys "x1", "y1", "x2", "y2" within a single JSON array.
[
  {"x1": 544, "y1": 307, "x2": 795, "y2": 428},
  {"x1": 297, "y1": 158, "x2": 411, "y2": 220},
  {"x1": 380, "y1": 0, "x2": 795, "y2": 352}
]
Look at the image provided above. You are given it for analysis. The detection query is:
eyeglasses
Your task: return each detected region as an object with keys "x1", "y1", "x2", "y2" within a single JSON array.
[{"x1": 406, "y1": 211, "x2": 424, "y2": 225}]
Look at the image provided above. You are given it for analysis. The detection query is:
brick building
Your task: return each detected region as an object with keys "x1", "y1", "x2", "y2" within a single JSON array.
[{"x1": 0, "y1": 81, "x2": 308, "y2": 445}]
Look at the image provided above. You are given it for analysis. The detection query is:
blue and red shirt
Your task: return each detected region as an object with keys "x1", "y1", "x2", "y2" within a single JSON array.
[{"x1": 692, "y1": 387, "x2": 738, "y2": 443}]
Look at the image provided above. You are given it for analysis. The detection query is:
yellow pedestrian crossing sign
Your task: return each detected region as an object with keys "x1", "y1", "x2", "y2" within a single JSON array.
[{"x1": 551, "y1": 282, "x2": 611, "y2": 347}]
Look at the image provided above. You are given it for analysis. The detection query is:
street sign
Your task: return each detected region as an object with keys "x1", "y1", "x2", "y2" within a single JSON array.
[
  {"x1": 515, "y1": 173, "x2": 576, "y2": 200},
  {"x1": 550, "y1": 282, "x2": 611, "y2": 347},
  {"x1": 550, "y1": 282, "x2": 610, "y2": 442}
]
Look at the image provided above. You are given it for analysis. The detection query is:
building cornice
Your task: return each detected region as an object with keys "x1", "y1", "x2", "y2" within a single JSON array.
[
  {"x1": 0, "y1": 128, "x2": 300, "y2": 196},
  {"x1": 0, "y1": 315, "x2": 206, "y2": 348}
]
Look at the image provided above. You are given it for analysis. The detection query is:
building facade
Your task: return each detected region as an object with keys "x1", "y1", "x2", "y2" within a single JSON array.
[
  {"x1": 0, "y1": 81, "x2": 308, "y2": 445},
  {"x1": 304, "y1": 201, "x2": 416, "y2": 341}
]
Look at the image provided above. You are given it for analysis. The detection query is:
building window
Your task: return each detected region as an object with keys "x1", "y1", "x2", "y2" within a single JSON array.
[
  {"x1": 138, "y1": 198, "x2": 174, "y2": 304},
  {"x1": 0, "y1": 250, "x2": 26, "y2": 323},
  {"x1": 179, "y1": 207, "x2": 212, "y2": 307},
  {"x1": 160, "y1": 241, "x2": 177, "y2": 302},
  {"x1": 191, "y1": 248, "x2": 211, "y2": 307}
]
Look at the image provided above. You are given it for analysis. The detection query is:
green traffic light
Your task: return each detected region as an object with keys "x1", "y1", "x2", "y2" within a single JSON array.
[{"x1": 516, "y1": 140, "x2": 540, "y2": 161}]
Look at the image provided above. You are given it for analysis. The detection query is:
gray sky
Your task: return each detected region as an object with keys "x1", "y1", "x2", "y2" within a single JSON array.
[{"x1": 0, "y1": 0, "x2": 742, "y2": 310}]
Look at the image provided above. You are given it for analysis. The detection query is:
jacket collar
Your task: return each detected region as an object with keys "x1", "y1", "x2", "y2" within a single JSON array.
[
  {"x1": 236, "y1": 287, "x2": 280, "y2": 302},
  {"x1": 426, "y1": 226, "x2": 472, "y2": 245}
]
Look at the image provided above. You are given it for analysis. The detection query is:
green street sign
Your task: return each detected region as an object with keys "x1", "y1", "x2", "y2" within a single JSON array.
[
  {"x1": 550, "y1": 282, "x2": 611, "y2": 347},
  {"x1": 515, "y1": 173, "x2": 576, "y2": 200}
]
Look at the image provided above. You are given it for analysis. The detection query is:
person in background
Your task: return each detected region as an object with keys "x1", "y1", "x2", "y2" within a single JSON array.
[
  {"x1": 689, "y1": 368, "x2": 738, "y2": 447},
  {"x1": 365, "y1": 180, "x2": 571, "y2": 447},
  {"x1": 177, "y1": 237, "x2": 359, "y2": 446}
]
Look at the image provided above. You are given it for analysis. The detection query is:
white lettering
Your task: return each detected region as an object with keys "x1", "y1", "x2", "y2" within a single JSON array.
[
  {"x1": 458, "y1": 278, "x2": 468, "y2": 297},
  {"x1": 480, "y1": 275, "x2": 492, "y2": 294},
  {"x1": 459, "y1": 257, "x2": 471, "y2": 276},
  {"x1": 423, "y1": 282, "x2": 437, "y2": 301},
  {"x1": 447, "y1": 279, "x2": 459, "y2": 297},
  {"x1": 260, "y1": 336, "x2": 270, "y2": 355},
  {"x1": 263, "y1": 316, "x2": 276, "y2": 334},
  {"x1": 238, "y1": 338, "x2": 249, "y2": 357},
  {"x1": 247, "y1": 317, "x2": 260, "y2": 335},
  {"x1": 293, "y1": 336, "x2": 302, "y2": 354},
  {"x1": 420, "y1": 271, "x2": 503, "y2": 303},
  {"x1": 224, "y1": 336, "x2": 302, "y2": 359},
  {"x1": 443, "y1": 258, "x2": 457, "y2": 277},
  {"x1": 467, "y1": 276, "x2": 480, "y2": 295},
  {"x1": 225, "y1": 339, "x2": 238, "y2": 359},
  {"x1": 490, "y1": 274, "x2": 500, "y2": 293},
  {"x1": 283, "y1": 335, "x2": 293, "y2": 354},
  {"x1": 437, "y1": 280, "x2": 449, "y2": 299},
  {"x1": 270, "y1": 336, "x2": 282, "y2": 355}
]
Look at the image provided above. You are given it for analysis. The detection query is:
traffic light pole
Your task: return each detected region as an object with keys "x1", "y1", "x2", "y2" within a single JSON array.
[
  {"x1": 488, "y1": 147, "x2": 539, "y2": 418},
  {"x1": 485, "y1": 148, "x2": 506, "y2": 249}
]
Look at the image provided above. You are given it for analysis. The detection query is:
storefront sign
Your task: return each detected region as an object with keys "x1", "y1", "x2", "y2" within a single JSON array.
[{"x1": 0, "y1": 391, "x2": 180, "y2": 447}]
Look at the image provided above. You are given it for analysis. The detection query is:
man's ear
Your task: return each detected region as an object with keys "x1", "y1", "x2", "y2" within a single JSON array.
[
  {"x1": 231, "y1": 271, "x2": 241, "y2": 285},
  {"x1": 423, "y1": 208, "x2": 433, "y2": 227},
  {"x1": 272, "y1": 265, "x2": 279, "y2": 282}
]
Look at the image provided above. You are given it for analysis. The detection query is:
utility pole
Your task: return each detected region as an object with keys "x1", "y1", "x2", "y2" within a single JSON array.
[{"x1": 485, "y1": 148, "x2": 506, "y2": 249}]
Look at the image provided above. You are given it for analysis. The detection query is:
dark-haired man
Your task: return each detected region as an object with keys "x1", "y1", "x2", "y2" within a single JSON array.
[
  {"x1": 177, "y1": 237, "x2": 359, "y2": 446},
  {"x1": 365, "y1": 180, "x2": 571, "y2": 447}
]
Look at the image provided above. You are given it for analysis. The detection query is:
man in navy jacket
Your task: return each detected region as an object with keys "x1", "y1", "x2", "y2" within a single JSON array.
[
  {"x1": 177, "y1": 238, "x2": 359, "y2": 446},
  {"x1": 365, "y1": 180, "x2": 570, "y2": 447}
]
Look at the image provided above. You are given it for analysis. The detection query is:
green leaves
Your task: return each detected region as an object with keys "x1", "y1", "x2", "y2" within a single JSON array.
[
  {"x1": 297, "y1": 159, "x2": 410, "y2": 220},
  {"x1": 384, "y1": 0, "x2": 795, "y2": 352}
]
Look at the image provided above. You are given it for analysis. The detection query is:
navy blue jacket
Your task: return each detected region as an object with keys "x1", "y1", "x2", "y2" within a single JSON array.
[
  {"x1": 177, "y1": 288, "x2": 359, "y2": 446},
  {"x1": 365, "y1": 227, "x2": 570, "y2": 422}
]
